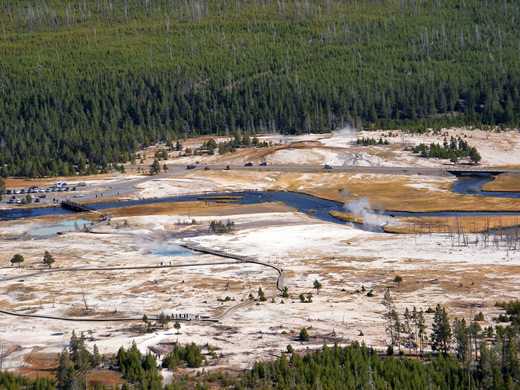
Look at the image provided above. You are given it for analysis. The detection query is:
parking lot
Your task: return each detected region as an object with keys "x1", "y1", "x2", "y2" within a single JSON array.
[{"x1": 4, "y1": 182, "x2": 84, "y2": 205}]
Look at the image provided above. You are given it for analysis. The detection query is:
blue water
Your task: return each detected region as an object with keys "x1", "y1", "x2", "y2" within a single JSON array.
[
  {"x1": 2, "y1": 176, "x2": 520, "y2": 228},
  {"x1": 28, "y1": 219, "x2": 93, "y2": 237},
  {"x1": 90, "y1": 190, "x2": 374, "y2": 230},
  {"x1": 451, "y1": 176, "x2": 520, "y2": 199},
  {"x1": 79, "y1": 188, "x2": 520, "y2": 222},
  {"x1": 0, "y1": 205, "x2": 75, "y2": 221},
  {"x1": 152, "y1": 249, "x2": 193, "y2": 256}
]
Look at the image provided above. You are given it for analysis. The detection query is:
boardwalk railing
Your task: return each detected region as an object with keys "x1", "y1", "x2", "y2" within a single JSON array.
[
  {"x1": 444, "y1": 168, "x2": 508, "y2": 175},
  {"x1": 61, "y1": 200, "x2": 95, "y2": 213},
  {"x1": 179, "y1": 241, "x2": 284, "y2": 291}
]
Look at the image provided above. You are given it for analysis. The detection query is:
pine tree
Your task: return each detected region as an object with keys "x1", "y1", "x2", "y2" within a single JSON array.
[
  {"x1": 282, "y1": 287, "x2": 289, "y2": 298},
  {"x1": 403, "y1": 308, "x2": 416, "y2": 355},
  {"x1": 258, "y1": 287, "x2": 267, "y2": 302},
  {"x1": 10, "y1": 254, "x2": 24, "y2": 267},
  {"x1": 431, "y1": 304, "x2": 452, "y2": 354},
  {"x1": 412, "y1": 307, "x2": 426, "y2": 356},
  {"x1": 149, "y1": 159, "x2": 161, "y2": 175},
  {"x1": 157, "y1": 312, "x2": 169, "y2": 328},
  {"x1": 313, "y1": 279, "x2": 322, "y2": 294},
  {"x1": 299, "y1": 328, "x2": 309, "y2": 342},
  {"x1": 453, "y1": 318, "x2": 469, "y2": 362},
  {"x1": 42, "y1": 251, "x2": 55, "y2": 268},
  {"x1": 56, "y1": 348, "x2": 75, "y2": 390},
  {"x1": 382, "y1": 289, "x2": 396, "y2": 347}
]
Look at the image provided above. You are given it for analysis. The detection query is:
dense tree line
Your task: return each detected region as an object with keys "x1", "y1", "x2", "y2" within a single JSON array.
[
  {"x1": 209, "y1": 220, "x2": 235, "y2": 233},
  {"x1": 202, "y1": 135, "x2": 269, "y2": 155},
  {"x1": 496, "y1": 301, "x2": 520, "y2": 326},
  {"x1": 116, "y1": 342, "x2": 162, "y2": 390},
  {"x1": 56, "y1": 331, "x2": 102, "y2": 390},
  {"x1": 0, "y1": 0, "x2": 519, "y2": 177},
  {"x1": 356, "y1": 137, "x2": 389, "y2": 146},
  {"x1": 0, "y1": 371, "x2": 55, "y2": 390},
  {"x1": 412, "y1": 136, "x2": 481, "y2": 163},
  {"x1": 161, "y1": 343, "x2": 204, "y2": 370}
]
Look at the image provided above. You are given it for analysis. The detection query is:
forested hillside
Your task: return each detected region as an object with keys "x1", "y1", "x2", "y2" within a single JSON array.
[{"x1": 1, "y1": 0, "x2": 519, "y2": 176}]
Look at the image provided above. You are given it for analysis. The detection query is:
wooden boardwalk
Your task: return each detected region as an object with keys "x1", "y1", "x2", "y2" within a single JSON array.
[
  {"x1": 179, "y1": 241, "x2": 284, "y2": 292},
  {"x1": 61, "y1": 200, "x2": 95, "y2": 212}
]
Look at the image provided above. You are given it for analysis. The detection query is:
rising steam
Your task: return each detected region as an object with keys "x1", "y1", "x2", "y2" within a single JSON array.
[
  {"x1": 332, "y1": 125, "x2": 359, "y2": 137},
  {"x1": 132, "y1": 235, "x2": 190, "y2": 256},
  {"x1": 343, "y1": 198, "x2": 393, "y2": 229}
]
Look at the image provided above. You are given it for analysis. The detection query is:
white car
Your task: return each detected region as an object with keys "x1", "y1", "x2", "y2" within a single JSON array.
[{"x1": 73, "y1": 194, "x2": 84, "y2": 198}]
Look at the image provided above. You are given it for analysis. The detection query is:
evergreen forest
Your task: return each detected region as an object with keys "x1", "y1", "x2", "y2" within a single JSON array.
[{"x1": 1, "y1": 0, "x2": 520, "y2": 176}]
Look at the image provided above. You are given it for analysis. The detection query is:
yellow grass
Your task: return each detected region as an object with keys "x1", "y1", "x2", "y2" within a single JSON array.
[
  {"x1": 385, "y1": 214, "x2": 520, "y2": 234},
  {"x1": 330, "y1": 210, "x2": 520, "y2": 234},
  {"x1": 186, "y1": 169, "x2": 520, "y2": 212},
  {"x1": 482, "y1": 174, "x2": 520, "y2": 192},
  {"x1": 104, "y1": 201, "x2": 293, "y2": 218},
  {"x1": 282, "y1": 173, "x2": 520, "y2": 212}
]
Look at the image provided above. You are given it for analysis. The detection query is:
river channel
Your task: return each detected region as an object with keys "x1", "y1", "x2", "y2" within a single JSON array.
[{"x1": 1, "y1": 176, "x2": 520, "y2": 231}]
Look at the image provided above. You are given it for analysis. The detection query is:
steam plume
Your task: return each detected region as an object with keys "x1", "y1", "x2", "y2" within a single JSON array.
[
  {"x1": 343, "y1": 198, "x2": 393, "y2": 230},
  {"x1": 333, "y1": 125, "x2": 359, "y2": 137}
]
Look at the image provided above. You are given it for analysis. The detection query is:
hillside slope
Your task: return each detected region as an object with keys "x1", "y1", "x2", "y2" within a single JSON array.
[{"x1": 1, "y1": 0, "x2": 519, "y2": 176}]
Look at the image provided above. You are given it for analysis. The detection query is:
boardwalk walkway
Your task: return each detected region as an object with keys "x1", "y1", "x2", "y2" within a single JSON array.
[
  {"x1": 0, "y1": 241, "x2": 283, "y2": 323},
  {"x1": 178, "y1": 241, "x2": 284, "y2": 292},
  {"x1": 61, "y1": 200, "x2": 95, "y2": 212}
]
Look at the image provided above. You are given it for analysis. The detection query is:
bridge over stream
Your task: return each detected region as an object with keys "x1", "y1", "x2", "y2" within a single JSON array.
[
  {"x1": 445, "y1": 167, "x2": 511, "y2": 176},
  {"x1": 61, "y1": 200, "x2": 95, "y2": 212}
]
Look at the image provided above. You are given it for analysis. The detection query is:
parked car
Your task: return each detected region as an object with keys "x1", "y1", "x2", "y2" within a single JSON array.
[
  {"x1": 6, "y1": 190, "x2": 11, "y2": 194},
  {"x1": 244, "y1": 162, "x2": 253, "y2": 166},
  {"x1": 34, "y1": 198, "x2": 40, "y2": 203},
  {"x1": 324, "y1": 164, "x2": 333, "y2": 169},
  {"x1": 39, "y1": 194, "x2": 46, "y2": 198},
  {"x1": 259, "y1": 162, "x2": 267, "y2": 166},
  {"x1": 186, "y1": 165, "x2": 196, "y2": 170},
  {"x1": 73, "y1": 194, "x2": 84, "y2": 198}
]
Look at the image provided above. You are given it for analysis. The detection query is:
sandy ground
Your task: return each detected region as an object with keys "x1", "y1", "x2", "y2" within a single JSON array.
[
  {"x1": 1, "y1": 129, "x2": 520, "y2": 381},
  {"x1": 144, "y1": 127, "x2": 520, "y2": 168},
  {"x1": 1, "y1": 203, "x2": 518, "y2": 376}
]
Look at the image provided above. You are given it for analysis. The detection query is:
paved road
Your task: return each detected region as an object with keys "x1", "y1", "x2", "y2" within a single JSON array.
[
  {"x1": 75, "y1": 163, "x2": 518, "y2": 204},
  {"x1": 5, "y1": 163, "x2": 518, "y2": 208},
  {"x1": 128, "y1": 163, "x2": 520, "y2": 178}
]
